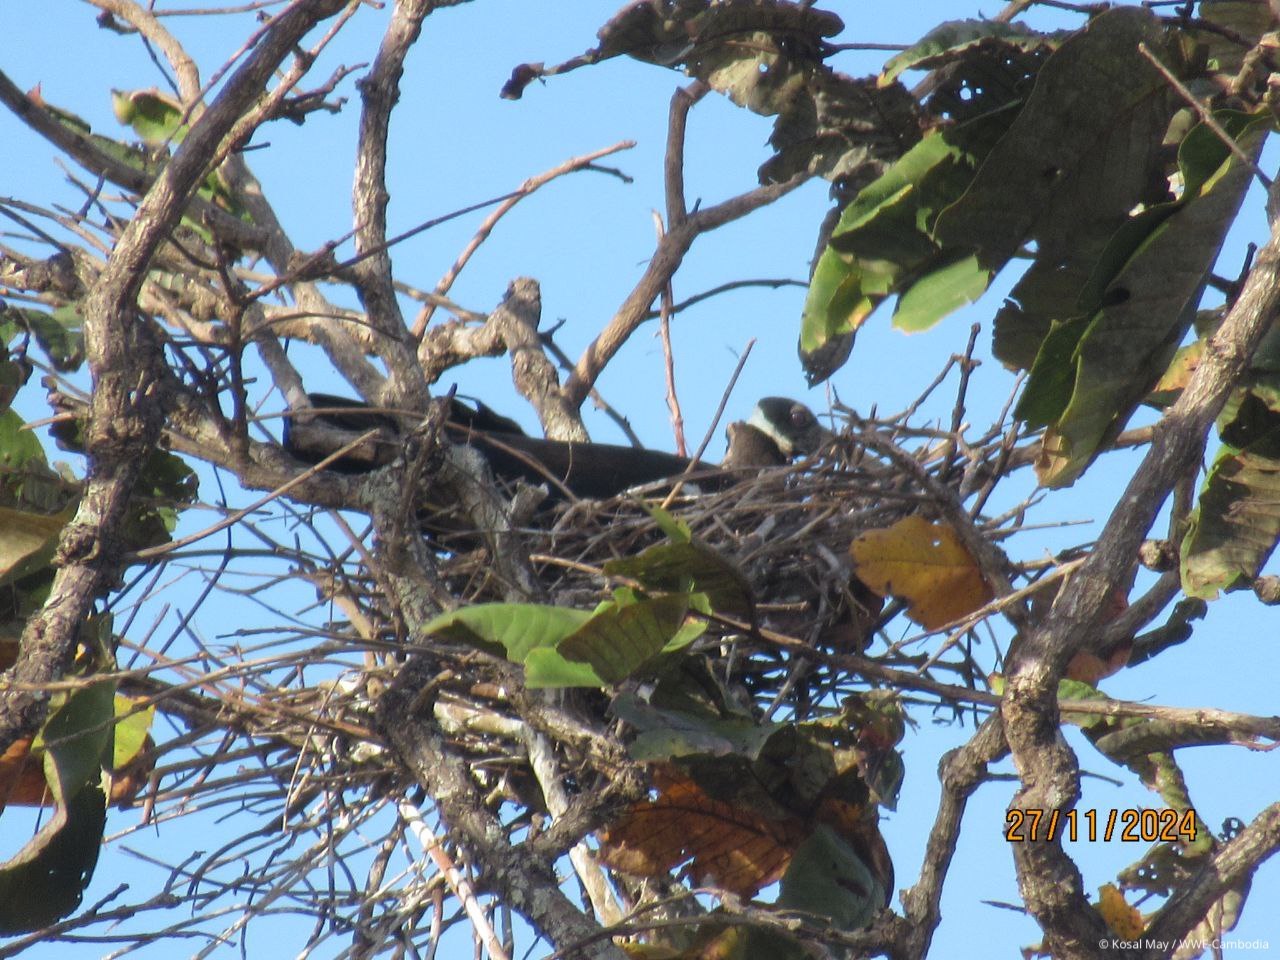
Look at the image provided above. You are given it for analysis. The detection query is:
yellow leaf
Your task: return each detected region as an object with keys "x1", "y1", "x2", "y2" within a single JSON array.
[
  {"x1": 1097, "y1": 883, "x2": 1143, "y2": 939},
  {"x1": 1034, "y1": 427, "x2": 1074, "y2": 487},
  {"x1": 850, "y1": 516, "x2": 993, "y2": 630}
]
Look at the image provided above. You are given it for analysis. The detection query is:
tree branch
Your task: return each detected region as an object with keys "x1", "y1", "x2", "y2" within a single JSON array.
[
  {"x1": 563, "y1": 172, "x2": 809, "y2": 408},
  {"x1": 350, "y1": 0, "x2": 432, "y2": 407},
  {"x1": 1142, "y1": 803, "x2": 1280, "y2": 956},
  {"x1": 899, "y1": 715, "x2": 1009, "y2": 960},
  {"x1": 1002, "y1": 193, "x2": 1280, "y2": 957},
  {"x1": 0, "y1": 0, "x2": 351, "y2": 753},
  {"x1": 378, "y1": 654, "x2": 629, "y2": 960}
]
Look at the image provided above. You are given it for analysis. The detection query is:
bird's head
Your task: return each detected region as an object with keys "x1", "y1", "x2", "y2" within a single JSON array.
[{"x1": 747, "y1": 397, "x2": 833, "y2": 459}]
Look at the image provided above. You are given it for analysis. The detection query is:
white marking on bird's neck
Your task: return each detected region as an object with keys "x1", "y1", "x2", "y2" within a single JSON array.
[{"x1": 747, "y1": 404, "x2": 794, "y2": 457}]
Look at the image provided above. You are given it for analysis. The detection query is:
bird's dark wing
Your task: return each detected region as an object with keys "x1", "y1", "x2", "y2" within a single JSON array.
[
  {"x1": 282, "y1": 393, "x2": 719, "y2": 499},
  {"x1": 281, "y1": 393, "x2": 400, "y2": 473},
  {"x1": 445, "y1": 397, "x2": 526, "y2": 437},
  {"x1": 467, "y1": 432, "x2": 716, "y2": 500}
]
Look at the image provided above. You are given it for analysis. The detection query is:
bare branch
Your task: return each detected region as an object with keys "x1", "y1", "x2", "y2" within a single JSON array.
[
  {"x1": 1002, "y1": 183, "x2": 1280, "y2": 957},
  {"x1": 350, "y1": 0, "x2": 433, "y2": 407},
  {"x1": 0, "y1": 0, "x2": 351, "y2": 755},
  {"x1": 378, "y1": 654, "x2": 630, "y2": 960},
  {"x1": 563, "y1": 171, "x2": 810, "y2": 408},
  {"x1": 412, "y1": 140, "x2": 635, "y2": 336}
]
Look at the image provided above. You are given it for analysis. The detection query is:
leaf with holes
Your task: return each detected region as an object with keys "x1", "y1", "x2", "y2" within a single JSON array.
[
  {"x1": 1021, "y1": 111, "x2": 1268, "y2": 486},
  {"x1": 880, "y1": 18, "x2": 1059, "y2": 86},
  {"x1": 1182, "y1": 390, "x2": 1280, "y2": 598}
]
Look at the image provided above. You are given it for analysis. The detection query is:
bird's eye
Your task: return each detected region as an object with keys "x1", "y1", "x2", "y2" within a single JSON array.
[{"x1": 791, "y1": 407, "x2": 813, "y2": 428}]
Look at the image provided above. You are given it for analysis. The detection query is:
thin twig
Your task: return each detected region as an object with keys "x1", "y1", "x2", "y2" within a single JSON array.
[
  {"x1": 1137, "y1": 41, "x2": 1271, "y2": 188},
  {"x1": 660, "y1": 338, "x2": 755, "y2": 509},
  {"x1": 411, "y1": 141, "x2": 635, "y2": 337},
  {"x1": 129, "y1": 429, "x2": 383, "y2": 560},
  {"x1": 653, "y1": 210, "x2": 686, "y2": 456}
]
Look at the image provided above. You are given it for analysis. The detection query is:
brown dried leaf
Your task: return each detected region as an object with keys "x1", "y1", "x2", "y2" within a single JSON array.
[
  {"x1": 600, "y1": 768, "x2": 806, "y2": 896},
  {"x1": 0, "y1": 737, "x2": 48, "y2": 810},
  {"x1": 850, "y1": 516, "x2": 994, "y2": 630}
]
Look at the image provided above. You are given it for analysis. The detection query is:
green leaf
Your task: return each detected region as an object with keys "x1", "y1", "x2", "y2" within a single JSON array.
[
  {"x1": 32, "y1": 681, "x2": 117, "y2": 795},
  {"x1": 556, "y1": 594, "x2": 692, "y2": 684},
  {"x1": 975, "y1": 10, "x2": 1185, "y2": 373},
  {"x1": 639, "y1": 503, "x2": 691, "y2": 543},
  {"x1": 426, "y1": 603, "x2": 607, "y2": 688},
  {"x1": 112, "y1": 696, "x2": 155, "y2": 770},
  {"x1": 0, "y1": 358, "x2": 26, "y2": 412},
  {"x1": 604, "y1": 541, "x2": 753, "y2": 617},
  {"x1": 34, "y1": 90, "x2": 164, "y2": 180},
  {"x1": 0, "y1": 504, "x2": 74, "y2": 587},
  {"x1": 129, "y1": 448, "x2": 198, "y2": 540},
  {"x1": 777, "y1": 824, "x2": 882, "y2": 931},
  {"x1": 798, "y1": 244, "x2": 872, "y2": 354},
  {"x1": 1, "y1": 304, "x2": 84, "y2": 373},
  {"x1": 799, "y1": 126, "x2": 998, "y2": 361},
  {"x1": 0, "y1": 680, "x2": 115, "y2": 934},
  {"x1": 612, "y1": 693, "x2": 782, "y2": 762},
  {"x1": 647, "y1": 656, "x2": 750, "y2": 721},
  {"x1": 0, "y1": 783, "x2": 106, "y2": 934},
  {"x1": 1248, "y1": 320, "x2": 1280, "y2": 376},
  {"x1": 1030, "y1": 111, "x2": 1269, "y2": 486},
  {"x1": 45, "y1": 414, "x2": 197, "y2": 547},
  {"x1": 0, "y1": 408, "x2": 47, "y2": 470},
  {"x1": 1146, "y1": 334, "x2": 1209, "y2": 408},
  {"x1": 663, "y1": 613, "x2": 707, "y2": 653},
  {"x1": 679, "y1": 716, "x2": 876, "y2": 817},
  {"x1": 422, "y1": 603, "x2": 592, "y2": 661},
  {"x1": 39, "y1": 306, "x2": 86, "y2": 371},
  {"x1": 879, "y1": 18, "x2": 1057, "y2": 86},
  {"x1": 803, "y1": 7, "x2": 1178, "y2": 383},
  {"x1": 1014, "y1": 315, "x2": 1092, "y2": 428},
  {"x1": 934, "y1": 7, "x2": 1174, "y2": 268},
  {"x1": 891, "y1": 252, "x2": 989, "y2": 332},
  {"x1": 423, "y1": 595, "x2": 695, "y2": 688},
  {"x1": 523, "y1": 647, "x2": 607, "y2": 688},
  {"x1": 861, "y1": 750, "x2": 904, "y2": 811},
  {"x1": 38, "y1": 88, "x2": 243, "y2": 243},
  {"x1": 1181, "y1": 391, "x2": 1280, "y2": 598},
  {"x1": 0, "y1": 412, "x2": 80, "y2": 578}
]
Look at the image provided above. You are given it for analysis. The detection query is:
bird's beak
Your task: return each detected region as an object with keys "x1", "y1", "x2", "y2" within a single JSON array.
[{"x1": 807, "y1": 422, "x2": 837, "y2": 455}]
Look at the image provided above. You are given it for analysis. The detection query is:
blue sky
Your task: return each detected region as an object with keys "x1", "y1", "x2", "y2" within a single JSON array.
[{"x1": 2, "y1": 2, "x2": 1277, "y2": 957}]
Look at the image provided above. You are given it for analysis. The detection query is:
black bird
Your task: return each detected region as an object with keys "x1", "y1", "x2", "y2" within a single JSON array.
[
  {"x1": 722, "y1": 397, "x2": 832, "y2": 469},
  {"x1": 283, "y1": 393, "x2": 827, "y2": 499}
]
